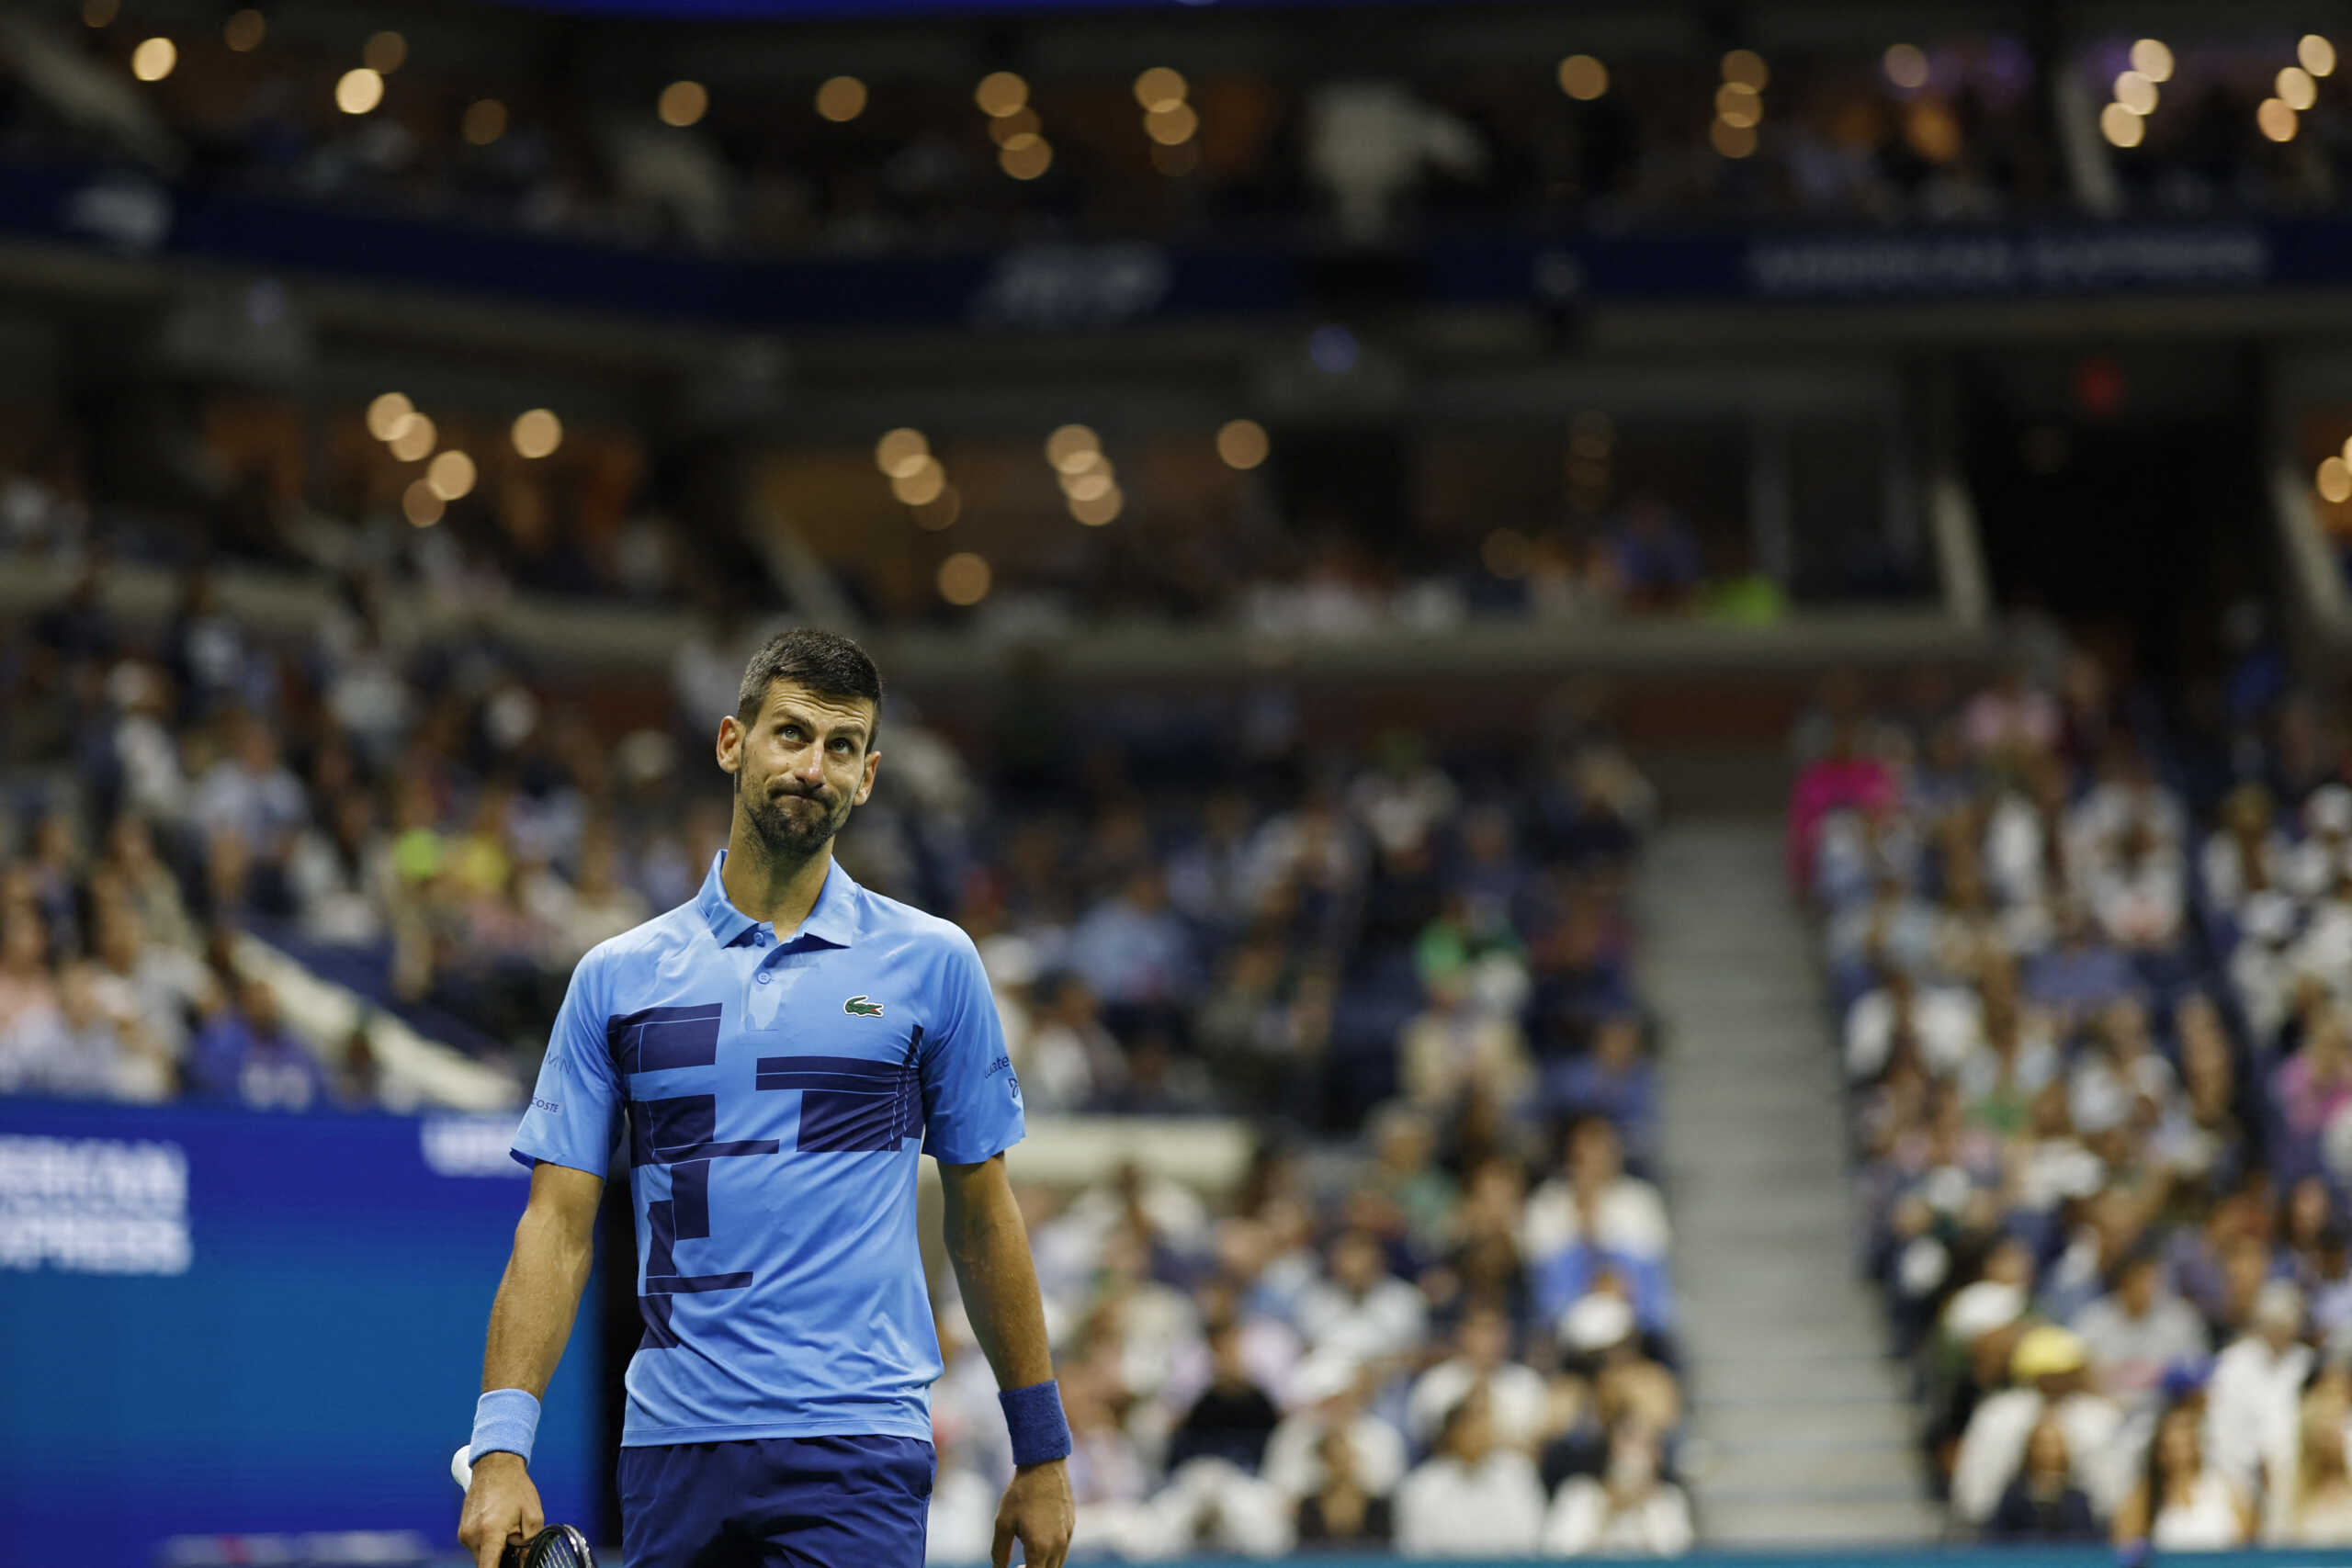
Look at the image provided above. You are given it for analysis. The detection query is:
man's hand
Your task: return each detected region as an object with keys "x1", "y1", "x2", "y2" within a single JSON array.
[
  {"x1": 991, "y1": 1458, "x2": 1074, "y2": 1568},
  {"x1": 458, "y1": 1451, "x2": 542, "y2": 1568}
]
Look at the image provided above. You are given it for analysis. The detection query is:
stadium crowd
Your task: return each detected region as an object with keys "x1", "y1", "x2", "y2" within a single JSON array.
[
  {"x1": 1794, "y1": 642, "x2": 2352, "y2": 1549},
  {"x1": 0, "y1": 12, "x2": 2211, "y2": 258},
  {"x1": 0, "y1": 562, "x2": 1692, "y2": 1556}
]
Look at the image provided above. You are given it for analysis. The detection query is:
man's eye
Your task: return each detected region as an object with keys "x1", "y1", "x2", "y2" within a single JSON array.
[{"x1": 779, "y1": 726, "x2": 801, "y2": 739}]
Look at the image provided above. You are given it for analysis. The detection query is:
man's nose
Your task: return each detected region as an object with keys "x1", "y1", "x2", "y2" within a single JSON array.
[{"x1": 792, "y1": 746, "x2": 829, "y2": 784}]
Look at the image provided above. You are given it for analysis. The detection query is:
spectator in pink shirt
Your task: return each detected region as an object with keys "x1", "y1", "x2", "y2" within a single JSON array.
[{"x1": 1789, "y1": 719, "x2": 1895, "y2": 893}]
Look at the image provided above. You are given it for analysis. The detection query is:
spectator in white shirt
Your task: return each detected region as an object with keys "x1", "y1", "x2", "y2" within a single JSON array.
[
  {"x1": 1544, "y1": 1417, "x2": 1693, "y2": 1557},
  {"x1": 2207, "y1": 1280, "x2": 2314, "y2": 1491},
  {"x1": 1263, "y1": 1352, "x2": 1408, "y2": 1501},
  {"x1": 2073, "y1": 1249, "x2": 2210, "y2": 1416},
  {"x1": 1295, "y1": 1228, "x2": 1429, "y2": 1366},
  {"x1": 1952, "y1": 1325, "x2": 2127, "y2": 1524},
  {"x1": 1521, "y1": 1117, "x2": 1671, "y2": 1266},
  {"x1": 2202, "y1": 784, "x2": 2289, "y2": 912},
  {"x1": 1406, "y1": 1303, "x2": 1550, "y2": 1451},
  {"x1": 1846, "y1": 967, "x2": 1984, "y2": 1082},
  {"x1": 1394, "y1": 1391, "x2": 1547, "y2": 1557}
]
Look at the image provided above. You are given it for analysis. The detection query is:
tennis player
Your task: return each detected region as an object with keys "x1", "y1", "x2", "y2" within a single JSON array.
[{"x1": 458, "y1": 629, "x2": 1073, "y2": 1568}]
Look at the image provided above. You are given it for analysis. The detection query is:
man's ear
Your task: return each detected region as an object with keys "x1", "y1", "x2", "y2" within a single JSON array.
[
  {"x1": 854, "y1": 748, "x2": 880, "y2": 806},
  {"x1": 717, "y1": 714, "x2": 744, "y2": 775}
]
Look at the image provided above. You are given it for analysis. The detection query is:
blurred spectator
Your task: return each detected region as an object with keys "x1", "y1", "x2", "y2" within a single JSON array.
[
  {"x1": 188, "y1": 978, "x2": 330, "y2": 1111},
  {"x1": 1295, "y1": 1425, "x2": 1394, "y2": 1548},
  {"x1": 1542, "y1": 1417, "x2": 1694, "y2": 1556},
  {"x1": 1168, "y1": 1319, "x2": 1283, "y2": 1473},
  {"x1": 1984, "y1": 1415, "x2": 2101, "y2": 1542},
  {"x1": 1392, "y1": 1392, "x2": 1547, "y2": 1557},
  {"x1": 2205, "y1": 1280, "x2": 2312, "y2": 1490},
  {"x1": 2114, "y1": 1403, "x2": 2255, "y2": 1551}
]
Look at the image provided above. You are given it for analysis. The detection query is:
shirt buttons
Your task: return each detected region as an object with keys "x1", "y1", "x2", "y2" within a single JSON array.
[{"x1": 755, "y1": 970, "x2": 773, "y2": 985}]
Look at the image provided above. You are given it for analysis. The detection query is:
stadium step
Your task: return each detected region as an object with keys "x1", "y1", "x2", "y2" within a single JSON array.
[{"x1": 1640, "y1": 815, "x2": 1938, "y2": 1547}]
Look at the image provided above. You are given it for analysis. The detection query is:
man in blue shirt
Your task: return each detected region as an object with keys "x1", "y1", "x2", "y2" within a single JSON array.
[{"x1": 458, "y1": 630, "x2": 1073, "y2": 1568}]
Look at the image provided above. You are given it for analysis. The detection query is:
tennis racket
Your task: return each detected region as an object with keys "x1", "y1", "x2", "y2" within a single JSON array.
[{"x1": 451, "y1": 1445, "x2": 597, "y2": 1568}]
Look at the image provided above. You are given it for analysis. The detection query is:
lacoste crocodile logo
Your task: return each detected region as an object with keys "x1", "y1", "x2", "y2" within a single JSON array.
[{"x1": 843, "y1": 995, "x2": 885, "y2": 1018}]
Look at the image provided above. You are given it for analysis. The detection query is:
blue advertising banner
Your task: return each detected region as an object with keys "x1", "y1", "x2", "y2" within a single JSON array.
[
  {"x1": 2, "y1": 159, "x2": 2347, "y2": 328},
  {"x1": 0, "y1": 1098, "x2": 596, "y2": 1568}
]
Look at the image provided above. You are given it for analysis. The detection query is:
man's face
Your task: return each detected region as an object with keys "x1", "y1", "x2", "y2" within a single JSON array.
[{"x1": 718, "y1": 681, "x2": 879, "y2": 863}]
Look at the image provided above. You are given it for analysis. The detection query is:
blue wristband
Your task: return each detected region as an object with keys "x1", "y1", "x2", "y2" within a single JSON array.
[
  {"x1": 999, "y1": 1380, "x2": 1071, "y2": 1467},
  {"x1": 470, "y1": 1388, "x2": 541, "y2": 1468}
]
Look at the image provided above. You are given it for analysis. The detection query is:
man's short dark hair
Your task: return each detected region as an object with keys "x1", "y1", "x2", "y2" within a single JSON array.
[{"x1": 735, "y1": 628, "x2": 883, "y2": 737}]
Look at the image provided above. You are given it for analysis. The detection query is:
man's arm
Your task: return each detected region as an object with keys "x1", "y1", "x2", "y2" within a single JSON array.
[
  {"x1": 939, "y1": 1154, "x2": 1073, "y2": 1568},
  {"x1": 458, "y1": 1161, "x2": 604, "y2": 1568}
]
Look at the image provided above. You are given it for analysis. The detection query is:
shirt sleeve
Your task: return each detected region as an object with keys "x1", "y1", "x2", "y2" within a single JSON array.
[
  {"x1": 919, "y1": 929, "x2": 1025, "y2": 1165},
  {"x1": 510, "y1": 950, "x2": 623, "y2": 1176}
]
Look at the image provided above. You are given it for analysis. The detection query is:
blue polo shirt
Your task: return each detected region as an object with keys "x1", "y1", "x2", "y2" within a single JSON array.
[{"x1": 511, "y1": 851, "x2": 1023, "y2": 1447}]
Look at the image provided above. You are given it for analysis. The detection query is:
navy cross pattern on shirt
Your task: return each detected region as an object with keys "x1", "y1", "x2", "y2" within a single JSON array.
[
  {"x1": 754, "y1": 1025, "x2": 924, "y2": 1155},
  {"x1": 614, "y1": 1003, "x2": 778, "y2": 1351}
]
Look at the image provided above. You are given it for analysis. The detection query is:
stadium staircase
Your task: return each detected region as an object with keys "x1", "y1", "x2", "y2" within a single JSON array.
[{"x1": 1645, "y1": 817, "x2": 1944, "y2": 1545}]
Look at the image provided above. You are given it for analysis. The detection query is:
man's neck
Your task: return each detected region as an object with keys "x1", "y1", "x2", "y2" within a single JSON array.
[{"x1": 718, "y1": 823, "x2": 832, "y2": 934}]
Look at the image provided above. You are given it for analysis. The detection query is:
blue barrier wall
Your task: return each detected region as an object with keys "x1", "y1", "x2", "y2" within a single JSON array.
[{"x1": 0, "y1": 1099, "x2": 597, "y2": 1568}]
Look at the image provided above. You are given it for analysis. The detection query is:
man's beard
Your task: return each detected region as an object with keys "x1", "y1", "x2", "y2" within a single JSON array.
[{"x1": 737, "y1": 773, "x2": 854, "y2": 864}]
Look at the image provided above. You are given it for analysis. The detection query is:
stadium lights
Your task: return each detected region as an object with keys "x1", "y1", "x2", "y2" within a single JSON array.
[
  {"x1": 367, "y1": 392, "x2": 413, "y2": 442},
  {"x1": 130, "y1": 38, "x2": 175, "y2": 82},
  {"x1": 890, "y1": 457, "x2": 947, "y2": 507},
  {"x1": 2258, "y1": 96, "x2": 2299, "y2": 141},
  {"x1": 876, "y1": 428, "x2": 930, "y2": 478},
  {"x1": 224, "y1": 10, "x2": 265, "y2": 51},
  {"x1": 364, "y1": 31, "x2": 406, "y2": 74},
  {"x1": 2099, "y1": 102, "x2": 2145, "y2": 147},
  {"x1": 1145, "y1": 105, "x2": 1199, "y2": 145},
  {"x1": 1000, "y1": 133, "x2": 1052, "y2": 178},
  {"x1": 2278, "y1": 66, "x2": 2318, "y2": 111},
  {"x1": 989, "y1": 108, "x2": 1041, "y2": 146},
  {"x1": 1883, "y1": 44, "x2": 1928, "y2": 91},
  {"x1": 426, "y1": 450, "x2": 478, "y2": 502},
  {"x1": 2129, "y1": 39, "x2": 2174, "y2": 83},
  {"x1": 1722, "y1": 49, "x2": 1770, "y2": 91},
  {"x1": 660, "y1": 81, "x2": 708, "y2": 127},
  {"x1": 1062, "y1": 468, "x2": 1114, "y2": 503},
  {"x1": 1216, "y1": 419, "x2": 1269, "y2": 470},
  {"x1": 336, "y1": 68, "x2": 384, "y2": 115},
  {"x1": 388, "y1": 412, "x2": 436, "y2": 462},
  {"x1": 816, "y1": 76, "x2": 866, "y2": 121},
  {"x1": 2320, "y1": 456, "x2": 2352, "y2": 504},
  {"x1": 2113, "y1": 71, "x2": 2158, "y2": 116},
  {"x1": 975, "y1": 72, "x2": 1028, "y2": 118},
  {"x1": 1069, "y1": 486, "x2": 1124, "y2": 525},
  {"x1": 2302, "y1": 36, "x2": 2338, "y2": 77},
  {"x1": 1558, "y1": 55, "x2": 1609, "y2": 100},
  {"x1": 511, "y1": 410, "x2": 562, "y2": 459},
  {"x1": 911, "y1": 486, "x2": 960, "y2": 530},
  {"x1": 463, "y1": 99, "x2": 507, "y2": 146},
  {"x1": 1135, "y1": 68, "x2": 1187, "y2": 113},
  {"x1": 2340, "y1": 434, "x2": 2352, "y2": 466},
  {"x1": 81, "y1": 0, "x2": 116, "y2": 28},
  {"x1": 1715, "y1": 81, "x2": 1762, "y2": 128},
  {"x1": 1711, "y1": 118, "x2": 1758, "y2": 158},
  {"x1": 1045, "y1": 424, "x2": 1099, "y2": 473},
  {"x1": 937, "y1": 552, "x2": 990, "y2": 605},
  {"x1": 402, "y1": 480, "x2": 445, "y2": 527}
]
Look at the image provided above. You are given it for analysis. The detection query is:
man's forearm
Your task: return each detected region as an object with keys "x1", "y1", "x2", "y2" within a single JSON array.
[
  {"x1": 482, "y1": 1201, "x2": 596, "y2": 1398},
  {"x1": 940, "y1": 1163, "x2": 1054, "y2": 1390}
]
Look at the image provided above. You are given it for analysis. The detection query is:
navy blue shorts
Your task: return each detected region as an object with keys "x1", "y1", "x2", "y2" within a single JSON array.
[{"x1": 616, "y1": 1435, "x2": 933, "y2": 1568}]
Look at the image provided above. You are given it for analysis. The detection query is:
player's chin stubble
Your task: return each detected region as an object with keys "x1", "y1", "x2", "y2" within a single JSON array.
[{"x1": 738, "y1": 771, "x2": 850, "y2": 864}]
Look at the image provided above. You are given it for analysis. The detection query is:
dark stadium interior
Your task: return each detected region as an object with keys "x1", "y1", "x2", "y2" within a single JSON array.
[{"x1": 14, "y1": 1, "x2": 2352, "y2": 1566}]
